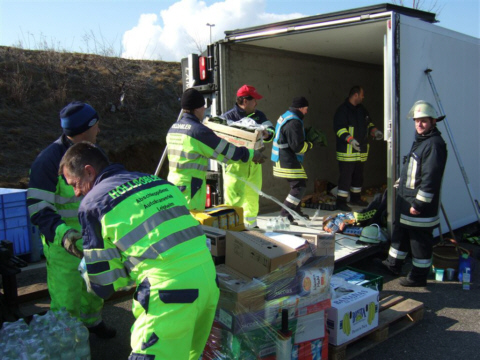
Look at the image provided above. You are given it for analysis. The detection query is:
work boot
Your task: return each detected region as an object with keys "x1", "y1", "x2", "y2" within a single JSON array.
[
  {"x1": 373, "y1": 258, "x2": 402, "y2": 276},
  {"x1": 399, "y1": 276, "x2": 427, "y2": 287},
  {"x1": 88, "y1": 321, "x2": 117, "y2": 339},
  {"x1": 349, "y1": 193, "x2": 369, "y2": 207},
  {"x1": 335, "y1": 197, "x2": 352, "y2": 212}
]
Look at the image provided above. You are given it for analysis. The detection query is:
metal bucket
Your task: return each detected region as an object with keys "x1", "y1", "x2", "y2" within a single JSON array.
[{"x1": 432, "y1": 238, "x2": 470, "y2": 270}]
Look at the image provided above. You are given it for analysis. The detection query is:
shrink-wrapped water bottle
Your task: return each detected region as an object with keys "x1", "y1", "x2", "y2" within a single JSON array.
[
  {"x1": 266, "y1": 218, "x2": 274, "y2": 231},
  {"x1": 59, "y1": 325, "x2": 77, "y2": 360},
  {"x1": 74, "y1": 322, "x2": 92, "y2": 360}
]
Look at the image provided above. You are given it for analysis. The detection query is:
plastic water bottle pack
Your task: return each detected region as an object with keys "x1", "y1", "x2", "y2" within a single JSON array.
[{"x1": 0, "y1": 308, "x2": 91, "y2": 360}]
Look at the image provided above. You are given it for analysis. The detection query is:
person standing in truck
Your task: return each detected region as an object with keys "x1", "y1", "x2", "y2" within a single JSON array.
[
  {"x1": 166, "y1": 88, "x2": 265, "y2": 210},
  {"x1": 59, "y1": 141, "x2": 219, "y2": 360},
  {"x1": 333, "y1": 86, "x2": 383, "y2": 211},
  {"x1": 271, "y1": 96, "x2": 314, "y2": 225},
  {"x1": 27, "y1": 101, "x2": 115, "y2": 338},
  {"x1": 377, "y1": 100, "x2": 447, "y2": 287},
  {"x1": 221, "y1": 85, "x2": 275, "y2": 228}
]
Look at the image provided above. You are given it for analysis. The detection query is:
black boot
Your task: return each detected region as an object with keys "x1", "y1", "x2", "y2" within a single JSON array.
[
  {"x1": 335, "y1": 197, "x2": 352, "y2": 212},
  {"x1": 349, "y1": 193, "x2": 369, "y2": 207}
]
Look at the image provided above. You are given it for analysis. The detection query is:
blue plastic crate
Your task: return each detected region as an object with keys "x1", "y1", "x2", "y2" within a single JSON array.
[{"x1": 0, "y1": 188, "x2": 32, "y2": 256}]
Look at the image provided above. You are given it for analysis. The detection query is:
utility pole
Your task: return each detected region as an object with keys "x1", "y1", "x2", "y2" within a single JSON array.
[{"x1": 206, "y1": 23, "x2": 215, "y2": 44}]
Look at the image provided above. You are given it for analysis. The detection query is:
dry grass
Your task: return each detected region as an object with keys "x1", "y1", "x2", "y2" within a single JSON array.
[{"x1": 0, "y1": 46, "x2": 183, "y2": 188}]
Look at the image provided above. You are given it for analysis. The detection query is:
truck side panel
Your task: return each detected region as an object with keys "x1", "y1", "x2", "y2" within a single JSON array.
[{"x1": 398, "y1": 15, "x2": 480, "y2": 229}]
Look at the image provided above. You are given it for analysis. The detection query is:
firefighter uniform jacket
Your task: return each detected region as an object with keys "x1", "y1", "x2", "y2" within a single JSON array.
[
  {"x1": 396, "y1": 128, "x2": 447, "y2": 229},
  {"x1": 334, "y1": 99, "x2": 376, "y2": 162},
  {"x1": 271, "y1": 108, "x2": 312, "y2": 179},
  {"x1": 166, "y1": 112, "x2": 253, "y2": 210}
]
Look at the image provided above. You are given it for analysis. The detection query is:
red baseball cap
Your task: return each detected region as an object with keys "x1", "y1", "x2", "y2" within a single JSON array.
[{"x1": 236, "y1": 85, "x2": 263, "y2": 100}]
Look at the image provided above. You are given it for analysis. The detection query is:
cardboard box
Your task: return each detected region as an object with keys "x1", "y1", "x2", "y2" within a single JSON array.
[
  {"x1": 216, "y1": 264, "x2": 266, "y2": 313},
  {"x1": 204, "y1": 118, "x2": 263, "y2": 150},
  {"x1": 292, "y1": 337, "x2": 328, "y2": 360},
  {"x1": 326, "y1": 283, "x2": 379, "y2": 345},
  {"x1": 216, "y1": 306, "x2": 266, "y2": 334},
  {"x1": 191, "y1": 204, "x2": 244, "y2": 231},
  {"x1": 273, "y1": 230, "x2": 335, "y2": 258},
  {"x1": 225, "y1": 230, "x2": 297, "y2": 278},
  {"x1": 202, "y1": 225, "x2": 226, "y2": 256},
  {"x1": 333, "y1": 266, "x2": 384, "y2": 291}
]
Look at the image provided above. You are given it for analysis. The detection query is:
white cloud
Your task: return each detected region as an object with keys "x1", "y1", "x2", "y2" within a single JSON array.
[{"x1": 121, "y1": 0, "x2": 303, "y2": 61}]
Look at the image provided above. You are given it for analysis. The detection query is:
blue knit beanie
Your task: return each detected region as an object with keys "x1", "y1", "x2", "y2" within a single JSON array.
[{"x1": 60, "y1": 101, "x2": 99, "y2": 136}]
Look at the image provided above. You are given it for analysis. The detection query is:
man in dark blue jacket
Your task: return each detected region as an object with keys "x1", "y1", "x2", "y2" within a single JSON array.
[
  {"x1": 379, "y1": 100, "x2": 447, "y2": 287},
  {"x1": 333, "y1": 86, "x2": 383, "y2": 211}
]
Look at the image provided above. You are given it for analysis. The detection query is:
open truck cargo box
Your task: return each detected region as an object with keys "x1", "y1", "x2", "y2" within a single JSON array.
[{"x1": 182, "y1": 3, "x2": 480, "y2": 264}]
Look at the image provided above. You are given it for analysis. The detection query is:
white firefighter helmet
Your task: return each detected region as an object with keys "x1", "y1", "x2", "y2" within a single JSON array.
[
  {"x1": 358, "y1": 224, "x2": 389, "y2": 244},
  {"x1": 407, "y1": 100, "x2": 445, "y2": 121}
]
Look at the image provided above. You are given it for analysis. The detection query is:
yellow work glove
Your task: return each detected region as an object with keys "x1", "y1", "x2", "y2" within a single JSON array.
[{"x1": 62, "y1": 229, "x2": 84, "y2": 259}]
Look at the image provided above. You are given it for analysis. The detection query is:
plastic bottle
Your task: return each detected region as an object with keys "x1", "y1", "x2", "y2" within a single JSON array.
[
  {"x1": 59, "y1": 325, "x2": 76, "y2": 360},
  {"x1": 458, "y1": 253, "x2": 472, "y2": 282},
  {"x1": 276, "y1": 309, "x2": 293, "y2": 360},
  {"x1": 266, "y1": 218, "x2": 274, "y2": 232},
  {"x1": 74, "y1": 322, "x2": 92, "y2": 360},
  {"x1": 282, "y1": 217, "x2": 290, "y2": 230},
  {"x1": 462, "y1": 267, "x2": 471, "y2": 290},
  {"x1": 274, "y1": 217, "x2": 282, "y2": 230}
]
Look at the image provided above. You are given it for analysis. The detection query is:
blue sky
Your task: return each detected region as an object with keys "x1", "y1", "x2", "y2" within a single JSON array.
[{"x1": 1, "y1": 0, "x2": 478, "y2": 61}]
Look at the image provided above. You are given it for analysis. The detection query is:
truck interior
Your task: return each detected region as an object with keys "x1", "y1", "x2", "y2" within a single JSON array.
[
  {"x1": 217, "y1": 5, "x2": 436, "y2": 216},
  {"x1": 202, "y1": 5, "x2": 440, "y2": 264}
]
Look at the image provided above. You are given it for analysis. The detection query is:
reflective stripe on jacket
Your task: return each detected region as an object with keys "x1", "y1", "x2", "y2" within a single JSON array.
[
  {"x1": 396, "y1": 128, "x2": 447, "y2": 229},
  {"x1": 166, "y1": 113, "x2": 253, "y2": 209},
  {"x1": 27, "y1": 134, "x2": 82, "y2": 244},
  {"x1": 333, "y1": 99, "x2": 375, "y2": 162},
  {"x1": 271, "y1": 109, "x2": 310, "y2": 179},
  {"x1": 79, "y1": 164, "x2": 211, "y2": 300}
]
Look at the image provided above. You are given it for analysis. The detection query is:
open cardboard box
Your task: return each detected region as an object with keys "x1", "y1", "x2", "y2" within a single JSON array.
[{"x1": 204, "y1": 118, "x2": 263, "y2": 150}]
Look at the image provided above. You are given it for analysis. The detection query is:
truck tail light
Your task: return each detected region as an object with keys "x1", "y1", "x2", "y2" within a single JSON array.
[{"x1": 199, "y1": 56, "x2": 207, "y2": 81}]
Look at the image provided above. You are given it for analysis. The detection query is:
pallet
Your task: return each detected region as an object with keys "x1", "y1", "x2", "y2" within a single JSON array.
[{"x1": 328, "y1": 295, "x2": 424, "y2": 360}]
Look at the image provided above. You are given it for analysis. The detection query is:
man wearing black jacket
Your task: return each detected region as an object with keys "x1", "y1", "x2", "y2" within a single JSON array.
[
  {"x1": 333, "y1": 86, "x2": 383, "y2": 211},
  {"x1": 271, "y1": 96, "x2": 313, "y2": 224},
  {"x1": 379, "y1": 100, "x2": 447, "y2": 287}
]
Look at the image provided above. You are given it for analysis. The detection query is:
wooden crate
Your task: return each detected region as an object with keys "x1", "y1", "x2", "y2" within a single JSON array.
[{"x1": 204, "y1": 119, "x2": 263, "y2": 150}]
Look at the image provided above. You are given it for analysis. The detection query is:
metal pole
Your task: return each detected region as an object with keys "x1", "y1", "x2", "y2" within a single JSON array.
[
  {"x1": 206, "y1": 23, "x2": 215, "y2": 44},
  {"x1": 154, "y1": 109, "x2": 184, "y2": 176},
  {"x1": 425, "y1": 69, "x2": 480, "y2": 223}
]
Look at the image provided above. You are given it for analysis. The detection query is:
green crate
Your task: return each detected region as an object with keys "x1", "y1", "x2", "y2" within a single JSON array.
[{"x1": 333, "y1": 266, "x2": 383, "y2": 291}]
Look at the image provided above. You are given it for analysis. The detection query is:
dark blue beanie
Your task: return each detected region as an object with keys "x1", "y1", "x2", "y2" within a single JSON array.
[
  {"x1": 60, "y1": 101, "x2": 99, "y2": 136},
  {"x1": 291, "y1": 96, "x2": 309, "y2": 108}
]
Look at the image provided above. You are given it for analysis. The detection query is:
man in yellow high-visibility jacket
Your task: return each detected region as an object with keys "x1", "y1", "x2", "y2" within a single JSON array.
[{"x1": 60, "y1": 141, "x2": 220, "y2": 360}]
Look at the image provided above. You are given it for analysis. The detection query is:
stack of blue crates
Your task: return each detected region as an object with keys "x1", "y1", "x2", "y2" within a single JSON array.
[{"x1": 0, "y1": 188, "x2": 42, "y2": 260}]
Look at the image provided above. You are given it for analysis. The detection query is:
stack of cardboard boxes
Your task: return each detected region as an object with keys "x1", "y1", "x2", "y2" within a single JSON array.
[{"x1": 202, "y1": 228, "x2": 336, "y2": 360}]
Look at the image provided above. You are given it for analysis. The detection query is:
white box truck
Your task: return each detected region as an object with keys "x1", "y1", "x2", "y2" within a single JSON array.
[{"x1": 181, "y1": 3, "x2": 480, "y2": 236}]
